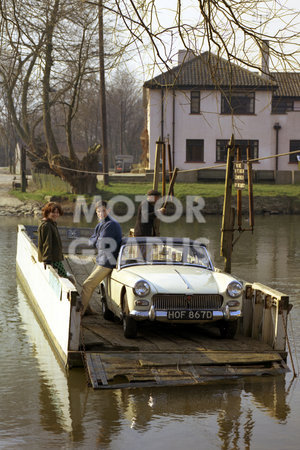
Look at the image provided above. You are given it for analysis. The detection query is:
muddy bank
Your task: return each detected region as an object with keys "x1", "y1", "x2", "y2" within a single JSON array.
[
  {"x1": 201, "y1": 195, "x2": 300, "y2": 215},
  {"x1": 1, "y1": 195, "x2": 300, "y2": 217}
]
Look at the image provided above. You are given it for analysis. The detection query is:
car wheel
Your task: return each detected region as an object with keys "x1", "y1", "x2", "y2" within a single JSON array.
[
  {"x1": 101, "y1": 299, "x2": 114, "y2": 321},
  {"x1": 122, "y1": 293, "x2": 137, "y2": 339},
  {"x1": 219, "y1": 320, "x2": 238, "y2": 339}
]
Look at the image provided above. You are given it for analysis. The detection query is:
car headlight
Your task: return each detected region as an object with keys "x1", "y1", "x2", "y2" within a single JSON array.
[
  {"x1": 133, "y1": 280, "x2": 150, "y2": 297},
  {"x1": 227, "y1": 280, "x2": 243, "y2": 298}
]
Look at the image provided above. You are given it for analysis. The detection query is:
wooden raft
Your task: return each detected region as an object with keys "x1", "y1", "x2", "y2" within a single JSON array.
[{"x1": 64, "y1": 255, "x2": 288, "y2": 389}]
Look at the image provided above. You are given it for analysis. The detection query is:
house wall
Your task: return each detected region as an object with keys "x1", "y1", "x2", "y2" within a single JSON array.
[{"x1": 147, "y1": 88, "x2": 300, "y2": 173}]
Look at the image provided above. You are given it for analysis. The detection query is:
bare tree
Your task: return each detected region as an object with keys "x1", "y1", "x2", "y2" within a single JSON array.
[
  {"x1": 106, "y1": 71, "x2": 144, "y2": 165},
  {"x1": 1, "y1": 0, "x2": 299, "y2": 194},
  {"x1": 0, "y1": 0, "x2": 102, "y2": 193},
  {"x1": 85, "y1": 0, "x2": 300, "y2": 76}
]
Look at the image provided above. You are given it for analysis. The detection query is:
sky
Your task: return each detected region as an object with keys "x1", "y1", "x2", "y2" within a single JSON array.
[{"x1": 117, "y1": 0, "x2": 300, "y2": 82}]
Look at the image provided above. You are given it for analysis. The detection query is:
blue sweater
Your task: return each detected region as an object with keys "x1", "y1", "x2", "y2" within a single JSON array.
[{"x1": 89, "y1": 215, "x2": 122, "y2": 268}]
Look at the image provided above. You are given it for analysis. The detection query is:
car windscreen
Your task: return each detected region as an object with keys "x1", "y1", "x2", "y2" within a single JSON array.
[{"x1": 119, "y1": 242, "x2": 212, "y2": 269}]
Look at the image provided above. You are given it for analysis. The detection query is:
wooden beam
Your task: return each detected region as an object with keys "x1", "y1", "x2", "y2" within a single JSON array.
[
  {"x1": 167, "y1": 143, "x2": 174, "y2": 196},
  {"x1": 247, "y1": 146, "x2": 254, "y2": 230},
  {"x1": 220, "y1": 135, "x2": 235, "y2": 273},
  {"x1": 236, "y1": 146, "x2": 242, "y2": 230},
  {"x1": 162, "y1": 167, "x2": 178, "y2": 209},
  {"x1": 153, "y1": 140, "x2": 163, "y2": 191},
  {"x1": 161, "y1": 142, "x2": 166, "y2": 197}
]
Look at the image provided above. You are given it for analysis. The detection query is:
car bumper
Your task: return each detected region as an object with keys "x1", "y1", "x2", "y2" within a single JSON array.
[{"x1": 129, "y1": 306, "x2": 242, "y2": 321}]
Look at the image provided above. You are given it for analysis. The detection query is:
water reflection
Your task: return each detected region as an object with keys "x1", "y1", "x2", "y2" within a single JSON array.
[
  {"x1": 1, "y1": 215, "x2": 300, "y2": 448},
  {"x1": 16, "y1": 276, "x2": 294, "y2": 449}
]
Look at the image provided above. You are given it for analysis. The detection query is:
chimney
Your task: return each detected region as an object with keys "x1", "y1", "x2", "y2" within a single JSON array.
[
  {"x1": 177, "y1": 49, "x2": 194, "y2": 65},
  {"x1": 260, "y1": 40, "x2": 270, "y2": 77}
]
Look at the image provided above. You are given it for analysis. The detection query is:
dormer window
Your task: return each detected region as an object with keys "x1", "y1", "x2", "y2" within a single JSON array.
[{"x1": 190, "y1": 91, "x2": 200, "y2": 114}]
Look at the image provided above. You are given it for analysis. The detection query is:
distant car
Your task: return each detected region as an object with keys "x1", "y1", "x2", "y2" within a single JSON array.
[{"x1": 100, "y1": 237, "x2": 243, "y2": 339}]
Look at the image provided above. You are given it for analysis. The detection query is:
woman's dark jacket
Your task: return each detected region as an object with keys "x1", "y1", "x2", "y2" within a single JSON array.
[
  {"x1": 38, "y1": 219, "x2": 64, "y2": 263},
  {"x1": 134, "y1": 200, "x2": 159, "y2": 236}
]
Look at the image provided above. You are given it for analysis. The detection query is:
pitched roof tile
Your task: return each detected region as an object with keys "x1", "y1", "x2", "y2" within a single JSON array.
[
  {"x1": 144, "y1": 52, "x2": 276, "y2": 90},
  {"x1": 271, "y1": 73, "x2": 300, "y2": 97}
]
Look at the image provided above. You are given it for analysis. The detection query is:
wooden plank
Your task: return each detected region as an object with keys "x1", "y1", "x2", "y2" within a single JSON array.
[
  {"x1": 81, "y1": 315, "x2": 275, "y2": 353},
  {"x1": 83, "y1": 322, "x2": 141, "y2": 350},
  {"x1": 97, "y1": 350, "x2": 283, "y2": 368},
  {"x1": 86, "y1": 352, "x2": 288, "y2": 389},
  {"x1": 88, "y1": 353, "x2": 108, "y2": 385},
  {"x1": 252, "y1": 290, "x2": 264, "y2": 339},
  {"x1": 85, "y1": 353, "x2": 100, "y2": 388}
]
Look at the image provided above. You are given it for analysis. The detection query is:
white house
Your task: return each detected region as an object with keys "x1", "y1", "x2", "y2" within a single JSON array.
[{"x1": 143, "y1": 49, "x2": 300, "y2": 182}]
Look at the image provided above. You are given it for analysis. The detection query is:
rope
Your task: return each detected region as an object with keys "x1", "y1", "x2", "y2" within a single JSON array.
[{"x1": 24, "y1": 145, "x2": 300, "y2": 177}]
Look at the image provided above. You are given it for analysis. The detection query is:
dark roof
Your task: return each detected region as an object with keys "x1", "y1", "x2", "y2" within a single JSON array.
[
  {"x1": 271, "y1": 72, "x2": 300, "y2": 97},
  {"x1": 144, "y1": 52, "x2": 276, "y2": 90}
]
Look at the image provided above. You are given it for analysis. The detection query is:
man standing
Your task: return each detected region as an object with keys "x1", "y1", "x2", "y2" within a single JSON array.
[
  {"x1": 81, "y1": 200, "x2": 122, "y2": 315},
  {"x1": 134, "y1": 189, "x2": 165, "y2": 237}
]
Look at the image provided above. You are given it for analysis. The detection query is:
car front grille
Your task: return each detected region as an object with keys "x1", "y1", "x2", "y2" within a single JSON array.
[{"x1": 152, "y1": 294, "x2": 223, "y2": 310}]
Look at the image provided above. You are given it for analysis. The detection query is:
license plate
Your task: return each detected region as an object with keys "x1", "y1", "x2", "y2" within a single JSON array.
[{"x1": 167, "y1": 310, "x2": 213, "y2": 320}]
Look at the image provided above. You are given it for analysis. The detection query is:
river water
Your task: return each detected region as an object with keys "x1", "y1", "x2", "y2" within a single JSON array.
[{"x1": 0, "y1": 214, "x2": 299, "y2": 449}]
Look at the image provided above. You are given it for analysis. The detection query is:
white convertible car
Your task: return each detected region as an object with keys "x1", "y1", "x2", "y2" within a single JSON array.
[{"x1": 100, "y1": 237, "x2": 243, "y2": 339}]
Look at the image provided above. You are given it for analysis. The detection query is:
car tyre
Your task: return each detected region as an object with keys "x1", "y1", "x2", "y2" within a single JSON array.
[
  {"x1": 101, "y1": 299, "x2": 114, "y2": 321},
  {"x1": 123, "y1": 315, "x2": 137, "y2": 339},
  {"x1": 122, "y1": 293, "x2": 137, "y2": 339},
  {"x1": 219, "y1": 320, "x2": 238, "y2": 339}
]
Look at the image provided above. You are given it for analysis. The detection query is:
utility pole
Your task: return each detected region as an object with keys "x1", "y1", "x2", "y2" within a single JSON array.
[{"x1": 98, "y1": 0, "x2": 109, "y2": 185}]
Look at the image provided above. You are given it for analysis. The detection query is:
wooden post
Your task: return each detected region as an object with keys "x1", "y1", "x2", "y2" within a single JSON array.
[
  {"x1": 167, "y1": 143, "x2": 174, "y2": 196},
  {"x1": 247, "y1": 146, "x2": 254, "y2": 230},
  {"x1": 161, "y1": 142, "x2": 166, "y2": 197},
  {"x1": 162, "y1": 167, "x2": 178, "y2": 209},
  {"x1": 220, "y1": 135, "x2": 235, "y2": 273},
  {"x1": 21, "y1": 145, "x2": 27, "y2": 193},
  {"x1": 153, "y1": 139, "x2": 162, "y2": 191},
  {"x1": 236, "y1": 146, "x2": 242, "y2": 230}
]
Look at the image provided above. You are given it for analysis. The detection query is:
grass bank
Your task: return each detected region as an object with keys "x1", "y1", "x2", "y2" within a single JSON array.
[{"x1": 10, "y1": 181, "x2": 300, "y2": 203}]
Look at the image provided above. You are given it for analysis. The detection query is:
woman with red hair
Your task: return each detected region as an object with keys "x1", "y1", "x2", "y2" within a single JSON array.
[{"x1": 37, "y1": 202, "x2": 68, "y2": 277}]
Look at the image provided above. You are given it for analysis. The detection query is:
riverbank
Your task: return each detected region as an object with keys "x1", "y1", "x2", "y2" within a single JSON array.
[{"x1": 1, "y1": 172, "x2": 300, "y2": 216}]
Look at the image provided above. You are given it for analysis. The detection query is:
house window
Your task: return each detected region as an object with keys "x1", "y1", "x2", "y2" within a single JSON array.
[
  {"x1": 272, "y1": 98, "x2": 293, "y2": 114},
  {"x1": 221, "y1": 92, "x2": 255, "y2": 114},
  {"x1": 216, "y1": 140, "x2": 259, "y2": 162},
  {"x1": 289, "y1": 141, "x2": 300, "y2": 163},
  {"x1": 186, "y1": 139, "x2": 204, "y2": 162},
  {"x1": 190, "y1": 91, "x2": 200, "y2": 114}
]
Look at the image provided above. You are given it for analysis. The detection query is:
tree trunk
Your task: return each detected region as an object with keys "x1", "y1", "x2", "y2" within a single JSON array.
[
  {"x1": 61, "y1": 172, "x2": 98, "y2": 194},
  {"x1": 98, "y1": 0, "x2": 109, "y2": 185}
]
